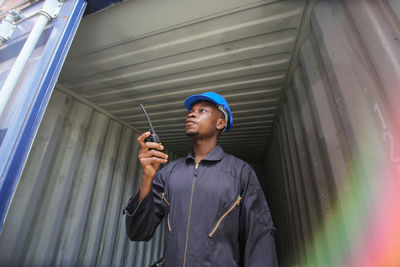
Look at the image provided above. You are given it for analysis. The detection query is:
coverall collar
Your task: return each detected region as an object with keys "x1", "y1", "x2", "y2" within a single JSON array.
[{"x1": 185, "y1": 144, "x2": 225, "y2": 162}]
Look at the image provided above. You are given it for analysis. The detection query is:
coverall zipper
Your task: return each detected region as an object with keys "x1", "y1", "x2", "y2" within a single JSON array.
[
  {"x1": 209, "y1": 195, "x2": 242, "y2": 238},
  {"x1": 183, "y1": 162, "x2": 199, "y2": 267},
  {"x1": 162, "y1": 193, "x2": 172, "y2": 232}
]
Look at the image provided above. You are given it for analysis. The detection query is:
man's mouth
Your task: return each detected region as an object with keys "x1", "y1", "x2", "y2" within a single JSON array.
[{"x1": 185, "y1": 119, "x2": 197, "y2": 126}]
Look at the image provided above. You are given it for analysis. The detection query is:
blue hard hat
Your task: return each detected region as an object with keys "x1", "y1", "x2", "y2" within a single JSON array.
[{"x1": 184, "y1": 92, "x2": 233, "y2": 132}]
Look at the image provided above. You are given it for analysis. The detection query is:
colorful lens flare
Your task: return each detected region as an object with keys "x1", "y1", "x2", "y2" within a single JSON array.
[{"x1": 304, "y1": 116, "x2": 400, "y2": 267}]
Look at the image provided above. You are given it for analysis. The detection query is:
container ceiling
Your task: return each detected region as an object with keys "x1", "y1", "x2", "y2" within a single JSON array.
[{"x1": 59, "y1": 0, "x2": 306, "y2": 163}]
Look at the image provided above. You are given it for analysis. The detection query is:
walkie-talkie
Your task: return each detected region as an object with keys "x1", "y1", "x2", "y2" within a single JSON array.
[{"x1": 140, "y1": 104, "x2": 162, "y2": 144}]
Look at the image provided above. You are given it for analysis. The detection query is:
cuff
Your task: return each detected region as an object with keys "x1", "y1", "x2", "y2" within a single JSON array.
[{"x1": 122, "y1": 191, "x2": 152, "y2": 216}]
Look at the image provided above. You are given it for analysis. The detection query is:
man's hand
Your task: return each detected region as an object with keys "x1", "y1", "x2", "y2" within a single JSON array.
[{"x1": 137, "y1": 132, "x2": 168, "y2": 203}]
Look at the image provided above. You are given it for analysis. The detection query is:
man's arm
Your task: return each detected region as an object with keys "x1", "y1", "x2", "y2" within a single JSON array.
[
  {"x1": 123, "y1": 131, "x2": 169, "y2": 241},
  {"x1": 124, "y1": 172, "x2": 166, "y2": 241},
  {"x1": 239, "y1": 166, "x2": 278, "y2": 266},
  {"x1": 137, "y1": 131, "x2": 168, "y2": 203}
]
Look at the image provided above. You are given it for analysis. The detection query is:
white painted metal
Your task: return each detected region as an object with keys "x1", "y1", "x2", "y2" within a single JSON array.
[
  {"x1": 0, "y1": 14, "x2": 49, "y2": 117},
  {"x1": 0, "y1": 11, "x2": 20, "y2": 43},
  {"x1": 0, "y1": 0, "x2": 62, "y2": 118}
]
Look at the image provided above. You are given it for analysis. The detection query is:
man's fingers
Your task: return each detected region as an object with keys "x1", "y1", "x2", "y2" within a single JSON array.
[
  {"x1": 144, "y1": 142, "x2": 164, "y2": 151},
  {"x1": 137, "y1": 131, "x2": 151, "y2": 147},
  {"x1": 139, "y1": 150, "x2": 169, "y2": 164},
  {"x1": 137, "y1": 131, "x2": 167, "y2": 177},
  {"x1": 140, "y1": 157, "x2": 168, "y2": 165},
  {"x1": 138, "y1": 143, "x2": 165, "y2": 158},
  {"x1": 142, "y1": 149, "x2": 168, "y2": 160},
  {"x1": 137, "y1": 132, "x2": 165, "y2": 151}
]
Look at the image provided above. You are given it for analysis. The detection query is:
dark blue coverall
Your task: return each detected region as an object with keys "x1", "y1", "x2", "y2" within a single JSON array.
[{"x1": 123, "y1": 145, "x2": 278, "y2": 266}]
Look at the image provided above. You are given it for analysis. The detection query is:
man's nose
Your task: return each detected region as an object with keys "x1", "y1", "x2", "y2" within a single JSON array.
[{"x1": 187, "y1": 111, "x2": 197, "y2": 118}]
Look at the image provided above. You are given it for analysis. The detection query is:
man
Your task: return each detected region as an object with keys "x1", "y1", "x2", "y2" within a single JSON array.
[{"x1": 123, "y1": 92, "x2": 278, "y2": 266}]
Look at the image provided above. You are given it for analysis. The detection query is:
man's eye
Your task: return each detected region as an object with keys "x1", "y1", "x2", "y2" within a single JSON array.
[{"x1": 200, "y1": 109, "x2": 206, "y2": 113}]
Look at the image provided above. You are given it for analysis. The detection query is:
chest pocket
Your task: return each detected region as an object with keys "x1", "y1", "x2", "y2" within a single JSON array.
[
  {"x1": 208, "y1": 195, "x2": 241, "y2": 238},
  {"x1": 162, "y1": 192, "x2": 172, "y2": 232}
]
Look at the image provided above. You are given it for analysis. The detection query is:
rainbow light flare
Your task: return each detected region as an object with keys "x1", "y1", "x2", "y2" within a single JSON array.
[{"x1": 303, "y1": 116, "x2": 400, "y2": 267}]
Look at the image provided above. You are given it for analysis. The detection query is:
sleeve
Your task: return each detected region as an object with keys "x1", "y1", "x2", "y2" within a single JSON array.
[
  {"x1": 239, "y1": 166, "x2": 278, "y2": 267},
  {"x1": 123, "y1": 170, "x2": 166, "y2": 241}
]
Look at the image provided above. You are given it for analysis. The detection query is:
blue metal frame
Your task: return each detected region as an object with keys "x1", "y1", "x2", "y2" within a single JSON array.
[{"x1": 0, "y1": 0, "x2": 87, "y2": 231}]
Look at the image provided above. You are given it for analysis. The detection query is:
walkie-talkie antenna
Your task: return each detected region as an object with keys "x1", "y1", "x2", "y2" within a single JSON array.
[
  {"x1": 140, "y1": 104, "x2": 156, "y2": 134},
  {"x1": 140, "y1": 104, "x2": 161, "y2": 144}
]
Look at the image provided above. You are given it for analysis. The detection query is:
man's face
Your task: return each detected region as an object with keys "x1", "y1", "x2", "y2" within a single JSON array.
[{"x1": 185, "y1": 101, "x2": 225, "y2": 138}]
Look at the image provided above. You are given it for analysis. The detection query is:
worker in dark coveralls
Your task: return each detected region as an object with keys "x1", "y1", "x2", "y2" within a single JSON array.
[{"x1": 123, "y1": 92, "x2": 278, "y2": 266}]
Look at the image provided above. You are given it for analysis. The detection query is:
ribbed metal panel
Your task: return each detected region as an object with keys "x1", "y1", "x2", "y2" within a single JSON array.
[
  {"x1": 264, "y1": 0, "x2": 400, "y2": 265},
  {"x1": 2, "y1": 0, "x2": 399, "y2": 266},
  {"x1": 0, "y1": 89, "x2": 172, "y2": 266},
  {"x1": 59, "y1": 0, "x2": 306, "y2": 163}
]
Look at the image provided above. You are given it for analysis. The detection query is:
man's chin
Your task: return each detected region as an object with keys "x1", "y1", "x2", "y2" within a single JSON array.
[{"x1": 186, "y1": 131, "x2": 198, "y2": 137}]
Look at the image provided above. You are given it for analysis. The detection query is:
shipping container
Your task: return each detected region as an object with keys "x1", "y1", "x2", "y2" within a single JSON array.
[{"x1": 0, "y1": 0, "x2": 399, "y2": 266}]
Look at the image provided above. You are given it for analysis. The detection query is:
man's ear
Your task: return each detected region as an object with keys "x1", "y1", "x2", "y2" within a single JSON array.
[{"x1": 216, "y1": 118, "x2": 226, "y2": 131}]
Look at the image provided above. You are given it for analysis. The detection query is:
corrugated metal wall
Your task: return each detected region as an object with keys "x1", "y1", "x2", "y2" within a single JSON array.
[
  {"x1": 59, "y1": 0, "x2": 306, "y2": 164},
  {"x1": 1, "y1": 0, "x2": 399, "y2": 266},
  {"x1": 264, "y1": 0, "x2": 400, "y2": 266},
  {"x1": 0, "y1": 88, "x2": 172, "y2": 266}
]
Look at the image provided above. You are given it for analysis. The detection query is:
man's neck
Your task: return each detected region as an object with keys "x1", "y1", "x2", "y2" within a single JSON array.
[{"x1": 192, "y1": 137, "x2": 217, "y2": 164}]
